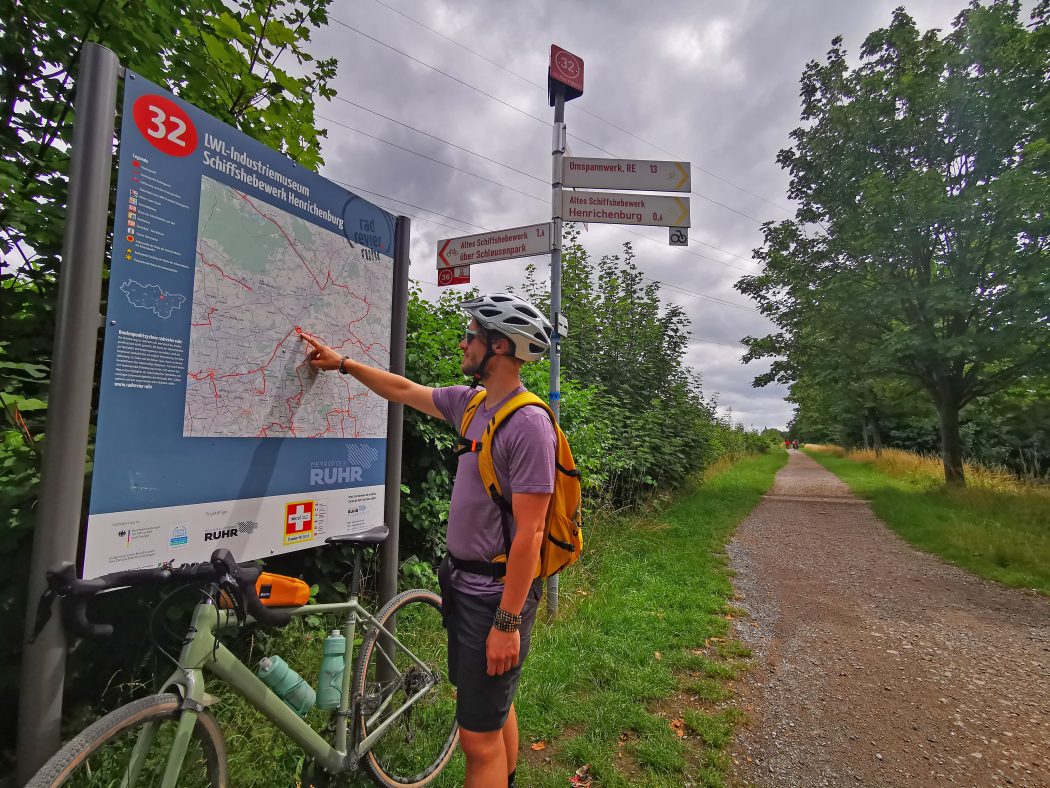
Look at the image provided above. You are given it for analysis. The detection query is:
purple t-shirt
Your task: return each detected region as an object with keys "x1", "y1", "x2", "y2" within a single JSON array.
[{"x1": 433, "y1": 385, "x2": 556, "y2": 595}]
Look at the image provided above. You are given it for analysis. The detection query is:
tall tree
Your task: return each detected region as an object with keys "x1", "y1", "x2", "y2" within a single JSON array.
[{"x1": 738, "y1": 1, "x2": 1049, "y2": 484}]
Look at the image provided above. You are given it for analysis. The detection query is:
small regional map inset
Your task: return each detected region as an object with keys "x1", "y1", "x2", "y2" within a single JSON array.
[
  {"x1": 121, "y1": 279, "x2": 186, "y2": 318},
  {"x1": 185, "y1": 176, "x2": 392, "y2": 439}
]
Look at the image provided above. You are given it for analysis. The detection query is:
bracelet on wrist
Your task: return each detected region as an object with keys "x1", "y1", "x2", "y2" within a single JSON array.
[
  {"x1": 493, "y1": 607, "x2": 522, "y2": 633},
  {"x1": 337, "y1": 356, "x2": 351, "y2": 374}
]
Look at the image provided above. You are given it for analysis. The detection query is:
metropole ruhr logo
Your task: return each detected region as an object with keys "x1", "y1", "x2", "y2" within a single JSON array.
[{"x1": 283, "y1": 500, "x2": 315, "y2": 545}]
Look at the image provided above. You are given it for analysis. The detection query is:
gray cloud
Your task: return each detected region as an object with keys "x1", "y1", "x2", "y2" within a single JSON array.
[{"x1": 308, "y1": 0, "x2": 977, "y2": 430}]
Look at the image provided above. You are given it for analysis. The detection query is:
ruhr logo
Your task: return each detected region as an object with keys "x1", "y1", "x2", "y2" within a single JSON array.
[{"x1": 284, "y1": 501, "x2": 315, "y2": 545}]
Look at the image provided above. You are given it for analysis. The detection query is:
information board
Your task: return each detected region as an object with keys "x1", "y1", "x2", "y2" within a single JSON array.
[{"x1": 84, "y1": 72, "x2": 397, "y2": 578}]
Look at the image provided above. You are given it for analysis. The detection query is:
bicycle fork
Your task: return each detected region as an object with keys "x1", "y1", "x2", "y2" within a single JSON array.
[{"x1": 120, "y1": 706, "x2": 201, "y2": 788}]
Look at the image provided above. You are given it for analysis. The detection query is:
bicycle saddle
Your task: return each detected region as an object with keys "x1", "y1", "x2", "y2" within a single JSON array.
[{"x1": 325, "y1": 524, "x2": 389, "y2": 548}]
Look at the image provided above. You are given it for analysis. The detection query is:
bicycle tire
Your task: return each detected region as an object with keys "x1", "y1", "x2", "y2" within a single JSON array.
[
  {"x1": 354, "y1": 589, "x2": 459, "y2": 787},
  {"x1": 25, "y1": 693, "x2": 228, "y2": 788}
]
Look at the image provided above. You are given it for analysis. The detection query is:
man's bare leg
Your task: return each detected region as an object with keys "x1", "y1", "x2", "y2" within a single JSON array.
[
  {"x1": 502, "y1": 704, "x2": 519, "y2": 778},
  {"x1": 460, "y1": 728, "x2": 508, "y2": 788}
]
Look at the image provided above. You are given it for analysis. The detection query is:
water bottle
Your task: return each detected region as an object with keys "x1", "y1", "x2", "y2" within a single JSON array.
[
  {"x1": 257, "y1": 656, "x2": 315, "y2": 717},
  {"x1": 316, "y1": 630, "x2": 346, "y2": 710}
]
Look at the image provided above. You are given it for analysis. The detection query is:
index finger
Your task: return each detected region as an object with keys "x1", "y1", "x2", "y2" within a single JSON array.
[{"x1": 298, "y1": 331, "x2": 325, "y2": 349}]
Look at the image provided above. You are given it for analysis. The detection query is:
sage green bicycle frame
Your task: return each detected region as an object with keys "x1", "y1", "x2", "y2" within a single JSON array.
[{"x1": 133, "y1": 592, "x2": 438, "y2": 787}]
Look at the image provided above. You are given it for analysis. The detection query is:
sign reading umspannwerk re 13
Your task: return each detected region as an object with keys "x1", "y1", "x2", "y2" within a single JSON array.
[
  {"x1": 84, "y1": 71, "x2": 396, "y2": 578},
  {"x1": 562, "y1": 157, "x2": 690, "y2": 192},
  {"x1": 562, "y1": 190, "x2": 691, "y2": 228}
]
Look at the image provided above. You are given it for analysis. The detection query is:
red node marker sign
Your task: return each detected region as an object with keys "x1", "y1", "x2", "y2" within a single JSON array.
[
  {"x1": 438, "y1": 266, "x2": 470, "y2": 287},
  {"x1": 132, "y1": 94, "x2": 198, "y2": 157},
  {"x1": 549, "y1": 45, "x2": 583, "y2": 102}
]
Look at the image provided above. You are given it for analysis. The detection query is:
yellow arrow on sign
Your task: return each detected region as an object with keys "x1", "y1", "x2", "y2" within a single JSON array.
[
  {"x1": 673, "y1": 198, "x2": 689, "y2": 226},
  {"x1": 674, "y1": 162, "x2": 689, "y2": 191}
]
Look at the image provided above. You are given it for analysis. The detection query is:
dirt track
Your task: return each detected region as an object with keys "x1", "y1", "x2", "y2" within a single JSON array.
[{"x1": 726, "y1": 451, "x2": 1050, "y2": 787}]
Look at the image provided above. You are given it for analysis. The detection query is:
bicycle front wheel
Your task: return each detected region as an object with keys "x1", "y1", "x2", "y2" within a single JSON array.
[
  {"x1": 354, "y1": 589, "x2": 459, "y2": 787},
  {"x1": 26, "y1": 693, "x2": 227, "y2": 788}
]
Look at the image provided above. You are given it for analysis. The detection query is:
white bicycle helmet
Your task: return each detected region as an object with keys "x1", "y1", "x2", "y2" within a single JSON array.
[{"x1": 459, "y1": 293, "x2": 553, "y2": 362}]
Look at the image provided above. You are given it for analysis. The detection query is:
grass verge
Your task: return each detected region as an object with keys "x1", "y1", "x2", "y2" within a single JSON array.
[{"x1": 805, "y1": 447, "x2": 1050, "y2": 595}]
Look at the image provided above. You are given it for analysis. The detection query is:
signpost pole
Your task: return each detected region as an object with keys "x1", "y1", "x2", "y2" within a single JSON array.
[
  {"x1": 379, "y1": 216, "x2": 411, "y2": 611},
  {"x1": 546, "y1": 84, "x2": 566, "y2": 618},
  {"x1": 16, "y1": 42, "x2": 120, "y2": 783}
]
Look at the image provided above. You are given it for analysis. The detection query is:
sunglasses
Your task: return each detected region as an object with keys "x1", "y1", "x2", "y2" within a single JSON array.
[{"x1": 463, "y1": 328, "x2": 479, "y2": 344}]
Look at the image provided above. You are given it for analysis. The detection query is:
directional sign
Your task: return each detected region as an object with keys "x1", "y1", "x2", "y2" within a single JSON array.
[
  {"x1": 562, "y1": 190, "x2": 690, "y2": 228},
  {"x1": 562, "y1": 157, "x2": 690, "y2": 192},
  {"x1": 437, "y1": 266, "x2": 470, "y2": 287},
  {"x1": 437, "y1": 222, "x2": 552, "y2": 268},
  {"x1": 669, "y1": 227, "x2": 688, "y2": 246}
]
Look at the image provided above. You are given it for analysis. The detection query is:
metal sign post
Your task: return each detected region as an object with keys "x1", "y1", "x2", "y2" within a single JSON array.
[
  {"x1": 546, "y1": 41, "x2": 584, "y2": 617},
  {"x1": 379, "y1": 216, "x2": 411, "y2": 609},
  {"x1": 16, "y1": 43, "x2": 120, "y2": 783}
]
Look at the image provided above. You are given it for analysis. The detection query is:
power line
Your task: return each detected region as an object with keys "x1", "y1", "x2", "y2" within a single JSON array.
[
  {"x1": 360, "y1": 0, "x2": 792, "y2": 217},
  {"x1": 693, "y1": 337, "x2": 747, "y2": 349},
  {"x1": 326, "y1": 178, "x2": 487, "y2": 233},
  {"x1": 653, "y1": 280, "x2": 757, "y2": 312},
  {"x1": 326, "y1": 15, "x2": 767, "y2": 224},
  {"x1": 327, "y1": 100, "x2": 547, "y2": 185},
  {"x1": 328, "y1": 17, "x2": 551, "y2": 126},
  {"x1": 368, "y1": 0, "x2": 546, "y2": 90},
  {"x1": 319, "y1": 114, "x2": 546, "y2": 203},
  {"x1": 608, "y1": 224, "x2": 756, "y2": 275}
]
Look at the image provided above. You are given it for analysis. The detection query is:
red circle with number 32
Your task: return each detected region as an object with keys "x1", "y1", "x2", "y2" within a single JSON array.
[{"x1": 132, "y1": 94, "x2": 197, "y2": 157}]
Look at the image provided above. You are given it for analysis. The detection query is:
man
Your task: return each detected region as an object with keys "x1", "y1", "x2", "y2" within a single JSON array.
[{"x1": 300, "y1": 292, "x2": 555, "y2": 788}]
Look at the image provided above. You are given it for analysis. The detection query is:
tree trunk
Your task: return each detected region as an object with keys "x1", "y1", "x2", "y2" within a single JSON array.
[
  {"x1": 861, "y1": 418, "x2": 870, "y2": 450},
  {"x1": 936, "y1": 389, "x2": 966, "y2": 486},
  {"x1": 870, "y1": 409, "x2": 884, "y2": 457}
]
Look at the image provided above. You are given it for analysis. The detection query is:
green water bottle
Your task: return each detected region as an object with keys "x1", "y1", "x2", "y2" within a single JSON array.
[
  {"x1": 316, "y1": 630, "x2": 346, "y2": 711},
  {"x1": 257, "y1": 656, "x2": 315, "y2": 717}
]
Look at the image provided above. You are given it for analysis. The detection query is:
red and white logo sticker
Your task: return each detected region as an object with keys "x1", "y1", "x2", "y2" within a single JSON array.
[
  {"x1": 132, "y1": 94, "x2": 198, "y2": 157},
  {"x1": 283, "y1": 500, "x2": 315, "y2": 545}
]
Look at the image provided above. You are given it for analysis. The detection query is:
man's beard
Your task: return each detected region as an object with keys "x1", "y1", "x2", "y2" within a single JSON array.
[{"x1": 461, "y1": 356, "x2": 482, "y2": 378}]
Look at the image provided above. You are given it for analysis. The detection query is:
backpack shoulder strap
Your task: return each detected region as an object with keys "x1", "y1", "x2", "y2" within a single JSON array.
[
  {"x1": 458, "y1": 389, "x2": 487, "y2": 436},
  {"x1": 453, "y1": 389, "x2": 488, "y2": 457},
  {"x1": 476, "y1": 391, "x2": 551, "y2": 497}
]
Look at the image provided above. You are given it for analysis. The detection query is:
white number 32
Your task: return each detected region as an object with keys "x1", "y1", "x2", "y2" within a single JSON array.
[{"x1": 145, "y1": 105, "x2": 188, "y2": 147}]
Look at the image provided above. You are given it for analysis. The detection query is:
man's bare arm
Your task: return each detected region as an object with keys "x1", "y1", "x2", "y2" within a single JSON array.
[
  {"x1": 299, "y1": 332, "x2": 442, "y2": 418},
  {"x1": 499, "y1": 491, "x2": 550, "y2": 615},
  {"x1": 485, "y1": 491, "x2": 550, "y2": 676}
]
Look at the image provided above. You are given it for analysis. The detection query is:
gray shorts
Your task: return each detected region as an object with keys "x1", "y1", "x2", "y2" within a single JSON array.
[{"x1": 446, "y1": 581, "x2": 542, "y2": 732}]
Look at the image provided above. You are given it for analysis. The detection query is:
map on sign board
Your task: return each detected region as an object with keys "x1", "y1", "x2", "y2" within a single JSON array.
[{"x1": 186, "y1": 177, "x2": 390, "y2": 439}]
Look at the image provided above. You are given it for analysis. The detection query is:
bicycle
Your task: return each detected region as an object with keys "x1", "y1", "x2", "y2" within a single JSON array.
[{"x1": 26, "y1": 529, "x2": 459, "y2": 787}]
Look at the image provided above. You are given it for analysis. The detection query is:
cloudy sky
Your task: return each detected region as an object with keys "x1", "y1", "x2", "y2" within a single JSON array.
[{"x1": 302, "y1": 0, "x2": 968, "y2": 429}]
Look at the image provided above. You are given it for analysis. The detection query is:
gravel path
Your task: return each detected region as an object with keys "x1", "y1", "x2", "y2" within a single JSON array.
[{"x1": 726, "y1": 450, "x2": 1050, "y2": 787}]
